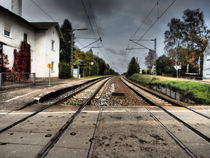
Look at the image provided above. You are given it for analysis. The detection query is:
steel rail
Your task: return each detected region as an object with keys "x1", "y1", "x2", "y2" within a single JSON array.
[
  {"x1": 146, "y1": 107, "x2": 197, "y2": 158},
  {"x1": 0, "y1": 77, "x2": 106, "y2": 134},
  {"x1": 121, "y1": 78, "x2": 201, "y2": 157},
  {"x1": 87, "y1": 107, "x2": 104, "y2": 158},
  {"x1": 35, "y1": 78, "x2": 109, "y2": 158},
  {"x1": 124, "y1": 77, "x2": 210, "y2": 120},
  {"x1": 121, "y1": 77, "x2": 210, "y2": 143}
]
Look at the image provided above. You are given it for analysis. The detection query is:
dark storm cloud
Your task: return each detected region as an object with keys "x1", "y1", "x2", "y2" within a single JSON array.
[
  {"x1": 24, "y1": 0, "x2": 155, "y2": 33},
  {"x1": 105, "y1": 48, "x2": 126, "y2": 56},
  {"x1": 2, "y1": 0, "x2": 210, "y2": 73},
  {"x1": 33, "y1": 0, "x2": 121, "y2": 25}
]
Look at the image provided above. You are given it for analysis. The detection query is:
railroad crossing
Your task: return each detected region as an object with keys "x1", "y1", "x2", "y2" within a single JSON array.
[{"x1": 1, "y1": 76, "x2": 210, "y2": 158}]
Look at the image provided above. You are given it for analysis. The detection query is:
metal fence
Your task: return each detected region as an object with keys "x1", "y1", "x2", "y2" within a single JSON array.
[{"x1": 0, "y1": 72, "x2": 36, "y2": 89}]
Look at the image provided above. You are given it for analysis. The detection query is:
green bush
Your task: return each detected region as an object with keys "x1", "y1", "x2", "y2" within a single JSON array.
[
  {"x1": 59, "y1": 62, "x2": 71, "y2": 79},
  {"x1": 129, "y1": 74, "x2": 210, "y2": 105}
]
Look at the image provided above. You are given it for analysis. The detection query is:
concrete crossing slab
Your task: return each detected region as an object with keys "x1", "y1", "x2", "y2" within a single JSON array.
[{"x1": 0, "y1": 107, "x2": 210, "y2": 158}]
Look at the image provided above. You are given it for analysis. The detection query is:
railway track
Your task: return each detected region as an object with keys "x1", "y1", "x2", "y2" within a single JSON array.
[
  {"x1": 123, "y1": 77, "x2": 210, "y2": 120},
  {"x1": 35, "y1": 78, "x2": 109, "y2": 158},
  {"x1": 0, "y1": 77, "x2": 108, "y2": 134},
  {"x1": 122, "y1": 77, "x2": 210, "y2": 158},
  {"x1": 1, "y1": 76, "x2": 210, "y2": 158},
  {"x1": 123, "y1": 77, "x2": 210, "y2": 119}
]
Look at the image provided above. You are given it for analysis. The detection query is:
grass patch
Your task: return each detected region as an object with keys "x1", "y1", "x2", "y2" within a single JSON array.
[
  {"x1": 81, "y1": 75, "x2": 110, "y2": 79},
  {"x1": 129, "y1": 74, "x2": 210, "y2": 105}
]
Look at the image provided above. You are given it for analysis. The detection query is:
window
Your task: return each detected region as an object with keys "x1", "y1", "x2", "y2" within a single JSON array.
[
  {"x1": 51, "y1": 61, "x2": 54, "y2": 71},
  {"x1": 51, "y1": 40, "x2": 55, "y2": 50},
  {"x1": 24, "y1": 33, "x2": 28, "y2": 42},
  {"x1": 4, "y1": 24, "x2": 11, "y2": 37}
]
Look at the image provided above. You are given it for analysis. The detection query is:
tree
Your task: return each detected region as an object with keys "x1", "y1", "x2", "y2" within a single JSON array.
[
  {"x1": 156, "y1": 55, "x2": 175, "y2": 76},
  {"x1": 60, "y1": 19, "x2": 74, "y2": 63},
  {"x1": 164, "y1": 18, "x2": 185, "y2": 50},
  {"x1": 59, "y1": 19, "x2": 74, "y2": 78},
  {"x1": 72, "y1": 48, "x2": 118, "y2": 77},
  {"x1": 183, "y1": 9, "x2": 208, "y2": 52},
  {"x1": 164, "y1": 9, "x2": 209, "y2": 75},
  {"x1": 126, "y1": 57, "x2": 140, "y2": 77},
  {"x1": 145, "y1": 50, "x2": 157, "y2": 72}
]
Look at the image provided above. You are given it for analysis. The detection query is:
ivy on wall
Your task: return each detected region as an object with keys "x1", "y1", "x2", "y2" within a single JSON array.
[
  {"x1": 13, "y1": 41, "x2": 31, "y2": 80},
  {"x1": 0, "y1": 53, "x2": 10, "y2": 72}
]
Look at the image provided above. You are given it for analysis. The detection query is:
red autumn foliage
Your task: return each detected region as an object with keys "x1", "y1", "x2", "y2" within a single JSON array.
[
  {"x1": 0, "y1": 52, "x2": 13, "y2": 82},
  {"x1": 0, "y1": 53, "x2": 10, "y2": 72},
  {"x1": 13, "y1": 41, "x2": 31, "y2": 80}
]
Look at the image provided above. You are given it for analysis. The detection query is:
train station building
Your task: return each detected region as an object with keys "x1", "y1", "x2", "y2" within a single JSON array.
[{"x1": 0, "y1": 0, "x2": 63, "y2": 77}]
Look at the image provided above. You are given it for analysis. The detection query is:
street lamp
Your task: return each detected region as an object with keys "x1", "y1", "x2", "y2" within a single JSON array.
[{"x1": 89, "y1": 62, "x2": 94, "y2": 76}]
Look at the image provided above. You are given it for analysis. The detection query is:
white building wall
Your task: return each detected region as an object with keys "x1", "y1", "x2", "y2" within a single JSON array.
[
  {"x1": 32, "y1": 29, "x2": 46, "y2": 77},
  {"x1": 0, "y1": 10, "x2": 60, "y2": 78},
  {"x1": 34, "y1": 27, "x2": 60, "y2": 77},
  {"x1": 45, "y1": 27, "x2": 60, "y2": 78},
  {"x1": 2, "y1": 45, "x2": 14, "y2": 69},
  {"x1": 203, "y1": 44, "x2": 210, "y2": 79},
  {"x1": 0, "y1": 11, "x2": 36, "y2": 70}
]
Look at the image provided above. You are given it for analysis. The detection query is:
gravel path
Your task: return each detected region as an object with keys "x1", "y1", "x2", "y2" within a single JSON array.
[{"x1": 97, "y1": 77, "x2": 149, "y2": 106}]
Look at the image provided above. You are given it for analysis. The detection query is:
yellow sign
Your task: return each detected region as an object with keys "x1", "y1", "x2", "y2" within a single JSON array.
[
  {"x1": 47, "y1": 64, "x2": 52, "y2": 69},
  {"x1": 70, "y1": 65, "x2": 74, "y2": 69}
]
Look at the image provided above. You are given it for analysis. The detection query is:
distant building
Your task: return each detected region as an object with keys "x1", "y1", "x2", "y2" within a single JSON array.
[
  {"x1": 203, "y1": 44, "x2": 210, "y2": 79},
  {"x1": 0, "y1": 0, "x2": 63, "y2": 77}
]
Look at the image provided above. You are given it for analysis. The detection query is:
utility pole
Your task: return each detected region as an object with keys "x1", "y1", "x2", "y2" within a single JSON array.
[
  {"x1": 129, "y1": 38, "x2": 157, "y2": 75},
  {"x1": 97, "y1": 52, "x2": 99, "y2": 75},
  {"x1": 154, "y1": 38, "x2": 157, "y2": 75},
  {"x1": 70, "y1": 31, "x2": 74, "y2": 76}
]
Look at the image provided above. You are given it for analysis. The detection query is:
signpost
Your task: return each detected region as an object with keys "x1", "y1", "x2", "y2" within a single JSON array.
[
  {"x1": 47, "y1": 64, "x2": 52, "y2": 86},
  {"x1": 174, "y1": 65, "x2": 181, "y2": 78}
]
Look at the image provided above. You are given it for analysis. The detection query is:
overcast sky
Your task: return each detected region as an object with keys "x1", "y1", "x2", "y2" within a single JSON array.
[{"x1": 1, "y1": 0, "x2": 210, "y2": 73}]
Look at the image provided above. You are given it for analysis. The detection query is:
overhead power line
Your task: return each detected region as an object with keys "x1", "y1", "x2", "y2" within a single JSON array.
[
  {"x1": 126, "y1": 0, "x2": 177, "y2": 52},
  {"x1": 81, "y1": 37, "x2": 102, "y2": 50},
  {"x1": 130, "y1": 39, "x2": 153, "y2": 51},
  {"x1": 80, "y1": 0, "x2": 105, "y2": 50},
  {"x1": 130, "y1": 0, "x2": 161, "y2": 40},
  {"x1": 86, "y1": 0, "x2": 104, "y2": 48},
  {"x1": 80, "y1": 0, "x2": 96, "y2": 36},
  {"x1": 30, "y1": 0, "x2": 55, "y2": 22},
  {"x1": 126, "y1": 0, "x2": 160, "y2": 53},
  {"x1": 87, "y1": 0, "x2": 101, "y2": 38},
  {"x1": 76, "y1": 37, "x2": 97, "y2": 39},
  {"x1": 138, "y1": 0, "x2": 177, "y2": 40}
]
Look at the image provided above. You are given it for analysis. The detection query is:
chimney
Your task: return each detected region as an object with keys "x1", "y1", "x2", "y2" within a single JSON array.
[{"x1": 11, "y1": 0, "x2": 22, "y2": 16}]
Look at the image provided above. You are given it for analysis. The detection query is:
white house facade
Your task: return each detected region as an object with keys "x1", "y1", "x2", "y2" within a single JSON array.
[
  {"x1": 203, "y1": 43, "x2": 210, "y2": 79},
  {"x1": 0, "y1": 3, "x2": 62, "y2": 77}
]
